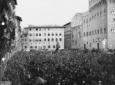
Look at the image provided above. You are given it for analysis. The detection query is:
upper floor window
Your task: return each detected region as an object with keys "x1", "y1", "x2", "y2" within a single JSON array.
[
  {"x1": 36, "y1": 34, "x2": 38, "y2": 36},
  {"x1": 39, "y1": 39, "x2": 41, "y2": 42},
  {"x1": 44, "y1": 38, "x2": 46, "y2": 41},
  {"x1": 48, "y1": 45, "x2": 50, "y2": 48},
  {"x1": 104, "y1": 28, "x2": 107, "y2": 33},
  {"x1": 56, "y1": 38, "x2": 58, "y2": 41},
  {"x1": 59, "y1": 33, "x2": 62, "y2": 36},
  {"x1": 30, "y1": 46, "x2": 33, "y2": 48},
  {"x1": 48, "y1": 38, "x2": 50, "y2": 41},
  {"x1": 59, "y1": 38, "x2": 62, "y2": 41},
  {"x1": 113, "y1": 18, "x2": 115, "y2": 21},
  {"x1": 53, "y1": 45, "x2": 55, "y2": 48},
  {"x1": 48, "y1": 33, "x2": 50, "y2": 36},
  {"x1": 29, "y1": 28, "x2": 31, "y2": 31},
  {"x1": 39, "y1": 34, "x2": 41, "y2": 36},
  {"x1": 25, "y1": 46, "x2": 27, "y2": 48},
  {"x1": 52, "y1": 38, "x2": 54, "y2": 41},
  {"x1": 97, "y1": 29, "x2": 99, "y2": 34},
  {"x1": 36, "y1": 28, "x2": 38, "y2": 31}
]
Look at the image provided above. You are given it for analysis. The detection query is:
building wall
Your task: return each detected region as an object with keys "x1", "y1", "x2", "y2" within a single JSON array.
[
  {"x1": 71, "y1": 13, "x2": 83, "y2": 49},
  {"x1": 107, "y1": 0, "x2": 115, "y2": 49},
  {"x1": 23, "y1": 26, "x2": 64, "y2": 51},
  {"x1": 82, "y1": 0, "x2": 108, "y2": 50},
  {"x1": 82, "y1": 12, "x2": 89, "y2": 49},
  {"x1": 64, "y1": 23, "x2": 71, "y2": 49}
]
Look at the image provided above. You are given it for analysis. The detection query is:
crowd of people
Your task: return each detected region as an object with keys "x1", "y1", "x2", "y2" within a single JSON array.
[{"x1": 2, "y1": 49, "x2": 115, "y2": 85}]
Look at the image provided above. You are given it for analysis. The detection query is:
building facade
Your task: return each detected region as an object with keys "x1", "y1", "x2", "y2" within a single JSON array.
[
  {"x1": 64, "y1": 22, "x2": 72, "y2": 49},
  {"x1": 83, "y1": 0, "x2": 107, "y2": 50},
  {"x1": 70, "y1": 0, "x2": 115, "y2": 50},
  {"x1": 71, "y1": 13, "x2": 83, "y2": 49},
  {"x1": 83, "y1": 0, "x2": 115, "y2": 50},
  {"x1": 23, "y1": 26, "x2": 65, "y2": 51}
]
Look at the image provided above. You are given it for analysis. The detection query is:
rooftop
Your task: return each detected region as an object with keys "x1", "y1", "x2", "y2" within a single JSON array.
[{"x1": 24, "y1": 25, "x2": 65, "y2": 29}]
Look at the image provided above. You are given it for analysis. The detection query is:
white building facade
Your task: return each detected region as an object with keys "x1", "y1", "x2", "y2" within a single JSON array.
[{"x1": 23, "y1": 26, "x2": 65, "y2": 51}]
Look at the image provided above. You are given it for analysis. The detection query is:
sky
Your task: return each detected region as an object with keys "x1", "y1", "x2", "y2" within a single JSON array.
[{"x1": 16, "y1": 0, "x2": 89, "y2": 28}]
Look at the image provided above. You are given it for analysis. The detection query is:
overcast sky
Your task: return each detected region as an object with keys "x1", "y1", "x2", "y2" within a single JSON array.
[{"x1": 16, "y1": 0, "x2": 89, "y2": 28}]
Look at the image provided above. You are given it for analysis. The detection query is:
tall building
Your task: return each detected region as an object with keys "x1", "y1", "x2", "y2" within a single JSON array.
[
  {"x1": 70, "y1": 0, "x2": 115, "y2": 50},
  {"x1": 71, "y1": 13, "x2": 83, "y2": 49},
  {"x1": 23, "y1": 26, "x2": 65, "y2": 51},
  {"x1": 83, "y1": 0, "x2": 107, "y2": 50},
  {"x1": 64, "y1": 22, "x2": 72, "y2": 49},
  {"x1": 83, "y1": 0, "x2": 115, "y2": 50}
]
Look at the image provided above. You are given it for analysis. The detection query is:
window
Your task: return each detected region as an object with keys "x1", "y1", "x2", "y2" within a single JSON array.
[
  {"x1": 59, "y1": 38, "x2": 62, "y2": 41},
  {"x1": 53, "y1": 45, "x2": 55, "y2": 48},
  {"x1": 30, "y1": 28, "x2": 31, "y2": 31},
  {"x1": 36, "y1": 28, "x2": 38, "y2": 31},
  {"x1": 30, "y1": 46, "x2": 33, "y2": 48},
  {"x1": 48, "y1": 45, "x2": 50, "y2": 48},
  {"x1": 48, "y1": 38, "x2": 50, "y2": 41},
  {"x1": 104, "y1": 28, "x2": 107, "y2": 33},
  {"x1": 59, "y1": 33, "x2": 62, "y2": 36},
  {"x1": 52, "y1": 38, "x2": 54, "y2": 41},
  {"x1": 39, "y1": 39, "x2": 41, "y2": 42},
  {"x1": 48, "y1": 33, "x2": 50, "y2": 36},
  {"x1": 44, "y1": 38, "x2": 46, "y2": 41},
  {"x1": 36, "y1": 34, "x2": 38, "y2": 36},
  {"x1": 97, "y1": 29, "x2": 99, "y2": 34},
  {"x1": 25, "y1": 46, "x2": 27, "y2": 48},
  {"x1": 35, "y1": 46, "x2": 37, "y2": 48},
  {"x1": 113, "y1": 18, "x2": 115, "y2": 21},
  {"x1": 87, "y1": 32, "x2": 88, "y2": 36},
  {"x1": 39, "y1": 33, "x2": 41, "y2": 36},
  {"x1": 56, "y1": 38, "x2": 58, "y2": 41}
]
